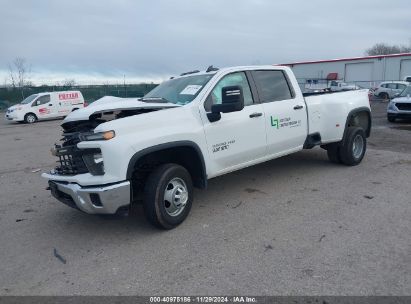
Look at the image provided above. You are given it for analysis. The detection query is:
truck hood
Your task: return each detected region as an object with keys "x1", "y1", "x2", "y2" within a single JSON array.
[
  {"x1": 392, "y1": 96, "x2": 411, "y2": 103},
  {"x1": 63, "y1": 96, "x2": 181, "y2": 122}
]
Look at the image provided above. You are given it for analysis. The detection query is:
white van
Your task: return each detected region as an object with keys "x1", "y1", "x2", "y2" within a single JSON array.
[{"x1": 5, "y1": 91, "x2": 86, "y2": 123}]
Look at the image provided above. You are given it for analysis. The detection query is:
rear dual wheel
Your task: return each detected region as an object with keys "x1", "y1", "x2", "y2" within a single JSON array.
[{"x1": 327, "y1": 127, "x2": 366, "y2": 166}]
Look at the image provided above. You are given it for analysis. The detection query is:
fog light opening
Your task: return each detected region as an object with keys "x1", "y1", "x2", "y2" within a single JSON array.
[{"x1": 89, "y1": 193, "x2": 103, "y2": 207}]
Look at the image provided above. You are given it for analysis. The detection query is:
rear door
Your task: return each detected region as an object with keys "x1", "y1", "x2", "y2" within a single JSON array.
[
  {"x1": 200, "y1": 71, "x2": 267, "y2": 172},
  {"x1": 251, "y1": 69, "x2": 307, "y2": 156},
  {"x1": 57, "y1": 92, "x2": 83, "y2": 116},
  {"x1": 396, "y1": 84, "x2": 407, "y2": 95}
]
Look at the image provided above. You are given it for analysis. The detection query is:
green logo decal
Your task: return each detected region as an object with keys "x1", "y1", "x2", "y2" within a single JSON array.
[
  {"x1": 270, "y1": 116, "x2": 279, "y2": 129},
  {"x1": 270, "y1": 116, "x2": 302, "y2": 129}
]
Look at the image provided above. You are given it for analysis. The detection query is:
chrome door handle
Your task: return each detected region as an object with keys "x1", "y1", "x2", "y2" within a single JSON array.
[{"x1": 249, "y1": 112, "x2": 263, "y2": 118}]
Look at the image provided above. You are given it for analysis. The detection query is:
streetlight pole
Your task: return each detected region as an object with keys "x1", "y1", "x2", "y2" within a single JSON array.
[{"x1": 123, "y1": 74, "x2": 126, "y2": 97}]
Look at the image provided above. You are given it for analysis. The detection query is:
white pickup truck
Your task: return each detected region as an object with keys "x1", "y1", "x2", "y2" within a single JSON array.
[{"x1": 42, "y1": 65, "x2": 371, "y2": 229}]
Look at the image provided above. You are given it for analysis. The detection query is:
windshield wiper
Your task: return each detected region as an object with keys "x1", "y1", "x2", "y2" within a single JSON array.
[{"x1": 140, "y1": 97, "x2": 173, "y2": 104}]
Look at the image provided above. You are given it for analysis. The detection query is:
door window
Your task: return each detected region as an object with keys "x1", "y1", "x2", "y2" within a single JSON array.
[
  {"x1": 252, "y1": 70, "x2": 293, "y2": 103},
  {"x1": 33, "y1": 95, "x2": 50, "y2": 106},
  {"x1": 204, "y1": 72, "x2": 253, "y2": 112}
]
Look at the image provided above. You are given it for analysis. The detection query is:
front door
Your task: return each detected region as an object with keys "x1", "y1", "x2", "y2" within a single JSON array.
[
  {"x1": 32, "y1": 95, "x2": 54, "y2": 119},
  {"x1": 200, "y1": 72, "x2": 267, "y2": 173},
  {"x1": 251, "y1": 70, "x2": 307, "y2": 156}
]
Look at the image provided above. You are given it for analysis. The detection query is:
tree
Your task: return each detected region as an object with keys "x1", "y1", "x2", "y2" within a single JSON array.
[
  {"x1": 8, "y1": 57, "x2": 31, "y2": 88},
  {"x1": 62, "y1": 79, "x2": 76, "y2": 87},
  {"x1": 365, "y1": 42, "x2": 411, "y2": 56}
]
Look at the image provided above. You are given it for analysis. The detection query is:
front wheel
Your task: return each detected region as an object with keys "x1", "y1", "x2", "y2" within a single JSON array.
[
  {"x1": 24, "y1": 113, "x2": 37, "y2": 124},
  {"x1": 338, "y1": 127, "x2": 366, "y2": 166},
  {"x1": 143, "y1": 164, "x2": 193, "y2": 229}
]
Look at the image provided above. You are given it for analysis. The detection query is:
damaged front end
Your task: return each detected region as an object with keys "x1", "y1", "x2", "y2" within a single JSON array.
[
  {"x1": 51, "y1": 97, "x2": 180, "y2": 176},
  {"x1": 43, "y1": 96, "x2": 181, "y2": 214}
]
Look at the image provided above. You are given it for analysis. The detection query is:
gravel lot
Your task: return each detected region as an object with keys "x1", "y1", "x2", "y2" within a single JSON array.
[{"x1": 0, "y1": 101, "x2": 410, "y2": 295}]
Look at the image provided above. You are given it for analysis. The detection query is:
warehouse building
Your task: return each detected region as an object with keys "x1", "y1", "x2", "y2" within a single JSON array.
[{"x1": 281, "y1": 53, "x2": 411, "y2": 91}]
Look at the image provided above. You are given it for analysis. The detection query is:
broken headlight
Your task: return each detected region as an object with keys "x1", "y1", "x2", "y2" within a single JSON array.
[
  {"x1": 82, "y1": 150, "x2": 104, "y2": 175},
  {"x1": 80, "y1": 130, "x2": 115, "y2": 141}
]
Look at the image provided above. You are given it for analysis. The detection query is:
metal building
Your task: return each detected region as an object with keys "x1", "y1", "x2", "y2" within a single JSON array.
[{"x1": 281, "y1": 53, "x2": 411, "y2": 91}]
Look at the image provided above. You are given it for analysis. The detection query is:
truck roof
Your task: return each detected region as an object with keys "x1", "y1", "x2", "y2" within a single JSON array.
[{"x1": 174, "y1": 65, "x2": 286, "y2": 79}]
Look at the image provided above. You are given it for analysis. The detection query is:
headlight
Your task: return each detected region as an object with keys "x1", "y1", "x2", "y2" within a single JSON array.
[
  {"x1": 388, "y1": 102, "x2": 397, "y2": 111},
  {"x1": 82, "y1": 150, "x2": 104, "y2": 175},
  {"x1": 80, "y1": 130, "x2": 115, "y2": 141},
  {"x1": 8, "y1": 109, "x2": 14, "y2": 113}
]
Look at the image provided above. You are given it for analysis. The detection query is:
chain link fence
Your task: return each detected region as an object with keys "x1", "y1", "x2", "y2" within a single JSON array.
[{"x1": 0, "y1": 83, "x2": 158, "y2": 110}]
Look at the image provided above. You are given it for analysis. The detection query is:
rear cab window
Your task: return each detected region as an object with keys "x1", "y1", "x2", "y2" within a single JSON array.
[{"x1": 251, "y1": 70, "x2": 294, "y2": 103}]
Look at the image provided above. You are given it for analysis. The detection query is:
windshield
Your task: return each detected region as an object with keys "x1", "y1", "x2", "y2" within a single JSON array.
[
  {"x1": 143, "y1": 74, "x2": 215, "y2": 105},
  {"x1": 20, "y1": 94, "x2": 38, "y2": 104},
  {"x1": 400, "y1": 86, "x2": 411, "y2": 97}
]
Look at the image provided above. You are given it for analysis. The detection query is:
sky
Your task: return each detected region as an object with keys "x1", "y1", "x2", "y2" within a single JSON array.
[{"x1": 0, "y1": 0, "x2": 410, "y2": 85}]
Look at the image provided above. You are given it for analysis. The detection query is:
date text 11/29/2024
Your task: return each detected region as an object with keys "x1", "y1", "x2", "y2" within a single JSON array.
[{"x1": 150, "y1": 296, "x2": 257, "y2": 303}]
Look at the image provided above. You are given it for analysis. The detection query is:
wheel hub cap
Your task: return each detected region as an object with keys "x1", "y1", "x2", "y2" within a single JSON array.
[
  {"x1": 352, "y1": 134, "x2": 364, "y2": 159},
  {"x1": 164, "y1": 178, "x2": 188, "y2": 217}
]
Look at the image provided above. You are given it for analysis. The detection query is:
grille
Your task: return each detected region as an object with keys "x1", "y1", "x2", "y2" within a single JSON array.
[
  {"x1": 54, "y1": 144, "x2": 89, "y2": 175},
  {"x1": 54, "y1": 131, "x2": 93, "y2": 175},
  {"x1": 396, "y1": 103, "x2": 411, "y2": 111}
]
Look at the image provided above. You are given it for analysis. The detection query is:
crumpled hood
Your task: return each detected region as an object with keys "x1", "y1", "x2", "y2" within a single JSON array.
[
  {"x1": 64, "y1": 96, "x2": 181, "y2": 122},
  {"x1": 392, "y1": 96, "x2": 411, "y2": 103}
]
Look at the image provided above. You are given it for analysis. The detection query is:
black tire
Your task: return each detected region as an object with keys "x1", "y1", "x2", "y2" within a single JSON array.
[
  {"x1": 338, "y1": 127, "x2": 366, "y2": 166},
  {"x1": 24, "y1": 113, "x2": 37, "y2": 124},
  {"x1": 326, "y1": 143, "x2": 342, "y2": 163},
  {"x1": 387, "y1": 115, "x2": 396, "y2": 123},
  {"x1": 143, "y1": 164, "x2": 193, "y2": 229},
  {"x1": 379, "y1": 92, "x2": 389, "y2": 101}
]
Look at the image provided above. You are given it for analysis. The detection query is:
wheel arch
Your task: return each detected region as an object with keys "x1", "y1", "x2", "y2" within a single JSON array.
[
  {"x1": 126, "y1": 141, "x2": 208, "y2": 190},
  {"x1": 24, "y1": 112, "x2": 38, "y2": 121},
  {"x1": 344, "y1": 107, "x2": 371, "y2": 139}
]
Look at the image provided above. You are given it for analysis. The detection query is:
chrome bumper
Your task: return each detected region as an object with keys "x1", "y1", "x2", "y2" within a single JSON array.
[{"x1": 48, "y1": 180, "x2": 131, "y2": 214}]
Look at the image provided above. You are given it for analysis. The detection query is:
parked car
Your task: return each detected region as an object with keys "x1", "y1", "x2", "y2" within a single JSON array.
[
  {"x1": 5, "y1": 91, "x2": 85, "y2": 123},
  {"x1": 329, "y1": 81, "x2": 359, "y2": 92},
  {"x1": 404, "y1": 76, "x2": 411, "y2": 82},
  {"x1": 42, "y1": 65, "x2": 371, "y2": 229},
  {"x1": 373, "y1": 81, "x2": 409, "y2": 100},
  {"x1": 387, "y1": 85, "x2": 411, "y2": 122}
]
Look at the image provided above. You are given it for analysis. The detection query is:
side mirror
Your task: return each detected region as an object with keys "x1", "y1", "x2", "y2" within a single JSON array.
[
  {"x1": 207, "y1": 86, "x2": 244, "y2": 122},
  {"x1": 394, "y1": 93, "x2": 400, "y2": 98}
]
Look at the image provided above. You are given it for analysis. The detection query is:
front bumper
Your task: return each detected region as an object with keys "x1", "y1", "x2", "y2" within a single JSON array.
[
  {"x1": 5, "y1": 113, "x2": 16, "y2": 120},
  {"x1": 387, "y1": 112, "x2": 411, "y2": 119},
  {"x1": 48, "y1": 180, "x2": 131, "y2": 214}
]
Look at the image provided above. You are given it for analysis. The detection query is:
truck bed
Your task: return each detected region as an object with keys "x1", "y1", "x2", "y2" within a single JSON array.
[{"x1": 304, "y1": 89, "x2": 370, "y2": 144}]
